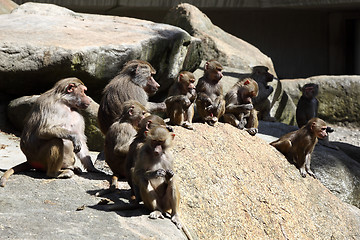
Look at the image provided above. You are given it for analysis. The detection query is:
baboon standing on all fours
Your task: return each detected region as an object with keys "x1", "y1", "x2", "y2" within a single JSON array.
[
  {"x1": 195, "y1": 60, "x2": 226, "y2": 126},
  {"x1": 296, "y1": 83, "x2": 337, "y2": 149},
  {"x1": 98, "y1": 60, "x2": 166, "y2": 134},
  {"x1": 1, "y1": 78, "x2": 98, "y2": 187},
  {"x1": 270, "y1": 117, "x2": 328, "y2": 178}
]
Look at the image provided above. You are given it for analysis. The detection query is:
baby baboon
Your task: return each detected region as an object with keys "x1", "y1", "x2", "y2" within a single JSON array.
[
  {"x1": 224, "y1": 78, "x2": 259, "y2": 136},
  {"x1": 270, "y1": 117, "x2": 328, "y2": 178},
  {"x1": 165, "y1": 71, "x2": 197, "y2": 129},
  {"x1": 1, "y1": 77, "x2": 97, "y2": 187},
  {"x1": 98, "y1": 60, "x2": 166, "y2": 134},
  {"x1": 195, "y1": 60, "x2": 226, "y2": 126}
]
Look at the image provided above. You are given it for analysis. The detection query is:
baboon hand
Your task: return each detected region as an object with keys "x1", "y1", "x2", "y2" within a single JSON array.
[
  {"x1": 155, "y1": 169, "x2": 167, "y2": 178},
  {"x1": 70, "y1": 134, "x2": 81, "y2": 153}
]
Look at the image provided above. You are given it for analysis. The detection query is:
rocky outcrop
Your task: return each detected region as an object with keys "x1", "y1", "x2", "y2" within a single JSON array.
[
  {"x1": 7, "y1": 95, "x2": 104, "y2": 151},
  {"x1": 173, "y1": 123, "x2": 360, "y2": 239},
  {"x1": 0, "y1": 2, "x2": 201, "y2": 98},
  {"x1": 0, "y1": 0, "x2": 17, "y2": 14},
  {"x1": 163, "y1": 3, "x2": 276, "y2": 76}
]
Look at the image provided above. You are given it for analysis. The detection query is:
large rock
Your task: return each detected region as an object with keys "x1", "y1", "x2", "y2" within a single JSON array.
[
  {"x1": 7, "y1": 95, "x2": 104, "y2": 151},
  {"x1": 0, "y1": 2, "x2": 201, "y2": 99},
  {"x1": 281, "y1": 76, "x2": 360, "y2": 125},
  {"x1": 173, "y1": 123, "x2": 360, "y2": 239},
  {"x1": 163, "y1": 3, "x2": 276, "y2": 76},
  {"x1": 0, "y1": 0, "x2": 17, "y2": 14}
]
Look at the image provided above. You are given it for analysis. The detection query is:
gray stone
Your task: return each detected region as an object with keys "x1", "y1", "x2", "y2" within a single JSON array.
[
  {"x1": 163, "y1": 3, "x2": 276, "y2": 76},
  {"x1": 0, "y1": 2, "x2": 201, "y2": 98}
]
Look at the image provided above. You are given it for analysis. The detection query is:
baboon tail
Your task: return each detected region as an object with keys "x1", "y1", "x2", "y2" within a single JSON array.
[{"x1": 0, "y1": 162, "x2": 32, "y2": 187}]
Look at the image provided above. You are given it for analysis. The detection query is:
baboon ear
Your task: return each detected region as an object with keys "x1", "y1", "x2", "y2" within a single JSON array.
[
  {"x1": 178, "y1": 74, "x2": 184, "y2": 82},
  {"x1": 66, "y1": 83, "x2": 75, "y2": 93}
]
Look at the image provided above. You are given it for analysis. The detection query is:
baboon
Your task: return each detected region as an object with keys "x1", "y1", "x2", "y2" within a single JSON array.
[
  {"x1": 296, "y1": 83, "x2": 319, "y2": 128},
  {"x1": 126, "y1": 114, "x2": 169, "y2": 200},
  {"x1": 195, "y1": 60, "x2": 226, "y2": 126},
  {"x1": 100, "y1": 101, "x2": 149, "y2": 196},
  {"x1": 270, "y1": 117, "x2": 328, "y2": 178},
  {"x1": 1, "y1": 77, "x2": 97, "y2": 187},
  {"x1": 250, "y1": 66, "x2": 277, "y2": 121},
  {"x1": 165, "y1": 71, "x2": 197, "y2": 129},
  {"x1": 296, "y1": 83, "x2": 337, "y2": 149},
  {"x1": 224, "y1": 78, "x2": 259, "y2": 136},
  {"x1": 98, "y1": 60, "x2": 166, "y2": 134},
  {"x1": 101, "y1": 125, "x2": 193, "y2": 239}
]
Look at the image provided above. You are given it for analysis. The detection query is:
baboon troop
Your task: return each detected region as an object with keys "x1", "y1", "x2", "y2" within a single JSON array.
[{"x1": 1, "y1": 56, "x2": 336, "y2": 239}]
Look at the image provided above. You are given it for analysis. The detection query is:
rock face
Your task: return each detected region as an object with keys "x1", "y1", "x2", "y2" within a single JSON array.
[
  {"x1": 258, "y1": 120, "x2": 360, "y2": 209},
  {"x1": 172, "y1": 123, "x2": 360, "y2": 239},
  {"x1": 7, "y1": 95, "x2": 104, "y2": 151},
  {"x1": 0, "y1": 2, "x2": 201, "y2": 98},
  {"x1": 0, "y1": 0, "x2": 17, "y2": 14},
  {"x1": 163, "y1": 3, "x2": 276, "y2": 76},
  {"x1": 280, "y1": 76, "x2": 360, "y2": 125}
]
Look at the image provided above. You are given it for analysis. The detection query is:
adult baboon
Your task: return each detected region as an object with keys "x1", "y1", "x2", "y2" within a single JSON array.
[
  {"x1": 98, "y1": 60, "x2": 166, "y2": 134},
  {"x1": 1, "y1": 77, "x2": 97, "y2": 187}
]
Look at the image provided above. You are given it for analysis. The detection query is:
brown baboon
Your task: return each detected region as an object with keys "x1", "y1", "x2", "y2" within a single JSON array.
[
  {"x1": 126, "y1": 114, "x2": 169, "y2": 200},
  {"x1": 0, "y1": 77, "x2": 98, "y2": 187},
  {"x1": 224, "y1": 78, "x2": 259, "y2": 136},
  {"x1": 98, "y1": 101, "x2": 149, "y2": 196},
  {"x1": 97, "y1": 60, "x2": 166, "y2": 134},
  {"x1": 270, "y1": 117, "x2": 328, "y2": 178},
  {"x1": 195, "y1": 60, "x2": 226, "y2": 126},
  {"x1": 250, "y1": 66, "x2": 276, "y2": 121},
  {"x1": 165, "y1": 71, "x2": 197, "y2": 129}
]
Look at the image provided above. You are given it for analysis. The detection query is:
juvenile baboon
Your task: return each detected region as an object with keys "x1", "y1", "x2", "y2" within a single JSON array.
[
  {"x1": 195, "y1": 60, "x2": 226, "y2": 126},
  {"x1": 270, "y1": 117, "x2": 328, "y2": 178},
  {"x1": 100, "y1": 101, "x2": 149, "y2": 195},
  {"x1": 0, "y1": 77, "x2": 97, "y2": 187},
  {"x1": 165, "y1": 71, "x2": 197, "y2": 129},
  {"x1": 250, "y1": 66, "x2": 276, "y2": 121},
  {"x1": 98, "y1": 60, "x2": 166, "y2": 134},
  {"x1": 224, "y1": 78, "x2": 259, "y2": 136},
  {"x1": 296, "y1": 83, "x2": 337, "y2": 149},
  {"x1": 296, "y1": 83, "x2": 319, "y2": 128},
  {"x1": 126, "y1": 114, "x2": 169, "y2": 200}
]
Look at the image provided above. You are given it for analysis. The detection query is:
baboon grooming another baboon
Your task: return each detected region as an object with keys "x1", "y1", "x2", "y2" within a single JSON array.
[
  {"x1": 270, "y1": 117, "x2": 328, "y2": 178},
  {"x1": 98, "y1": 60, "x2": 166, "y2": 134},
  {"x1": 0, "y1": 77, "x2": 97, "y2": 187}
]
